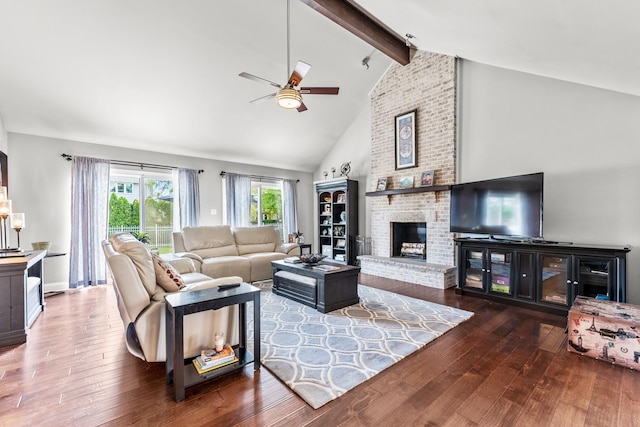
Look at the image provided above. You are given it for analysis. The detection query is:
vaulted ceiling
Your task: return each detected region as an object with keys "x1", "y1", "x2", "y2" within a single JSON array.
[{"x1": 0, "y1": 1, "x2": 637, "y2": 172}]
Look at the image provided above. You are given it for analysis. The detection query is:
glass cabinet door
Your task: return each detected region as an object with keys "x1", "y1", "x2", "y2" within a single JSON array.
[
  {"x1": 539, "y1": 254, "x2": 570, "y2": 306},
  {"x1": 489, "y1": 250, "x2": 512, "y2": 295},
  {"x1": 463, "y1": 249, "x2": 485, "y2": 290},
  {"x1": 576, "y1": 257, "x2": 613, "y2": 299}
]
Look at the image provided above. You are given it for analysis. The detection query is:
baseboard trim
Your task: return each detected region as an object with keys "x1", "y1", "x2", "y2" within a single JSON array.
[{"x1": 44, "y1": 282, "x2": 69, "y2": 293}]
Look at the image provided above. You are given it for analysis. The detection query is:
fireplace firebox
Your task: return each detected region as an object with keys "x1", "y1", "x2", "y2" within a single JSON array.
[{"x1": 391, "y1": 222, "x2": 426, "y2": 259}]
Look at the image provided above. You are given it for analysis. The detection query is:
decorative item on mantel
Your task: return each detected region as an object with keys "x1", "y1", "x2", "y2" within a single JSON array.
[{"x1": 0, "y1": 186, "x2": 24, "y2": 253}]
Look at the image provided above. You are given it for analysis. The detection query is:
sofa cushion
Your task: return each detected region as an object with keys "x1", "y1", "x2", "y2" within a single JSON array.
[
  {"x1": 152, "y1": 253, "x2": 186, "y2": 292},
  {"x1": 109, "y1": 233, "x2": 157, "y2": 296},
  {"x1": 243, "y1": 252, "x2": 288, "y2": 281},
  {"x1": 233, "y1": 226, "x2": 277, "y2": 255},
  {"x1": 182, "y1": 225, "x2": 239, "y2": 257},
  {"x1": 201, "y1": 256, "x2": 252, "y2": 283}
]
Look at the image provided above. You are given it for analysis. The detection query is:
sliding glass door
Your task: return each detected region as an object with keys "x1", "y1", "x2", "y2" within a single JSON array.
[{"x1": 108, "y1": 170, "x2": 175, "y2": 253}]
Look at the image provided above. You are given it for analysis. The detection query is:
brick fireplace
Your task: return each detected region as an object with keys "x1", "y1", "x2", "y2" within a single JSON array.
[{"x1": 359, "y1": 51, "x2": 457, "y2": 289}]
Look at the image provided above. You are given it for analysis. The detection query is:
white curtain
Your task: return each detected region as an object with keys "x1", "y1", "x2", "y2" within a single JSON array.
[
  {"x1": 282, "y1": 179, "x2": 298, "y2": 238},
  {"x1": 178, "y1": 168, "x2": 200, "y2": 229},
  {"x1": 224, "y1": 173, "x2": 251, "y2": 228},
  {"x1": 69, "y1": 156, "x2": 110, "y2": 288}
]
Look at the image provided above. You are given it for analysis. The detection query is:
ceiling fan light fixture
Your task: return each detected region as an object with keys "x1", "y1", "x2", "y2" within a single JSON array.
[{"x1": 276, "y1": 87, "x2": 302, "y2": 109}]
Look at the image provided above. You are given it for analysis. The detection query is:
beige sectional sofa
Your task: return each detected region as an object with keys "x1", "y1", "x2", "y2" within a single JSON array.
[
  {"x1": 172, "y1": 225, "x2": 300, "y2": 282},
  {"x1": 103, "y1": 232, "x2": 243, "y2": 362}
]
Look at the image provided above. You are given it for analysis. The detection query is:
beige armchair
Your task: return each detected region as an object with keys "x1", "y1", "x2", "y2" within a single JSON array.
[{"x1": 102, "y1": 233, "x2": 242, "y2": 362}]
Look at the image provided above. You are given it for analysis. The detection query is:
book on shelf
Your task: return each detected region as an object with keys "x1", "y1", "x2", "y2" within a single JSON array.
[
  {"x1": 193, "y1": 354, "x2": 239, "y2": 375},
  {"x1": 197, "y1": 346, "x2": 235, "y2": 367},
  {"x1": 283, "y1": 256, "x2": 302, "y2": 264}
]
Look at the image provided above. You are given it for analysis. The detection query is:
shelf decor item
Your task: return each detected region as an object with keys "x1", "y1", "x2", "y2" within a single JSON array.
[
  {"x1": 395, "y1": 109, "x2": 417, "y2": 170},
  {"x1": 399, "y1": 176, "x2": 414, "y2": 189},
  {"x1": 375, "y1": 177, "x2": 387, "y2": 191},
  {"x1": 420, "y1": 170, "x2": 434, "y2": 187}
]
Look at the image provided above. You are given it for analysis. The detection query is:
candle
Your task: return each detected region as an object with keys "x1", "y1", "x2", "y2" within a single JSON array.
[
  {"x1": 11, "y1": 213, "x2": 25, "y2": 230},
  {"x1": 214, "y1": 332, "x2": 225, "y2": 352},
  {"x1": 0, "y1": 199, "x2": 11, "y2": 218}
]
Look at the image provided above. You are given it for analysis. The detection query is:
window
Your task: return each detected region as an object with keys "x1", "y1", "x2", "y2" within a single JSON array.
[
  {"x1": 112, "y1": 182, "x2": 134, "y2": 194},
  {"x1": 223, "y1": 173, "x2": 296, "y2": 241},
  {"x1": 108, "y1": 170, "x2": 175, "y2": 253},
  {"x1": 250, "y1": 179, "x2": 283, "y2": 238}
]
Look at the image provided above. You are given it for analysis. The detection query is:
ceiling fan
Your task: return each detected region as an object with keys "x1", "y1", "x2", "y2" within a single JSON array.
[{"x1": 238, "y1": 0, "x2": 339, "y2": 112}]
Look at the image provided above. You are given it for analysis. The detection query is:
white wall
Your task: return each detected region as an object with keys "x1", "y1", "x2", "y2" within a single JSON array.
[
  {"x1": 0, "y1": 113, "x2": 7, "y2": 153},
  {"x1": 8, "y1": 132, "x2": 314, "y2": 291},
  {"x1": 458, "y1": 60, "x2": 640, "y2": 303},
  {"x1": 314, "y1": 102, "x2": 373, "y2": 239}
]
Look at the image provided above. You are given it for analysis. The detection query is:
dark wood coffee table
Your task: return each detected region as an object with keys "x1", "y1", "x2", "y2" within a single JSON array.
[{"x1": 271, "y1": 260, "x2": 360, "y2": 313}]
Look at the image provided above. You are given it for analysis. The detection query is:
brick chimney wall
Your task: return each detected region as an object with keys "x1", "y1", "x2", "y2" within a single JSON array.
[{"x1": 369, "y1": 51, "x2": 457, "y2": 266}]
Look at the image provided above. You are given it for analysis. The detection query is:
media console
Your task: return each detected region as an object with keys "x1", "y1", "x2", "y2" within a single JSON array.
[{"x1": 455, "y1": 238, "x2": 630, "y2": 315}]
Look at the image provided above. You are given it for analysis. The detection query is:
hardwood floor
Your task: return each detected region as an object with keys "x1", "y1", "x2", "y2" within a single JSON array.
[{"x1": 2, "y1": 274, "x2": 639, "y2": 426}]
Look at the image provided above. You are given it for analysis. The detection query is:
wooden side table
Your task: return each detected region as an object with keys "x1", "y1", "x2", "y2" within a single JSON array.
[
  {"x1": 299, "y1": 243, "x2": 312, "y2": 256},
  {"x1": 164, "y1": 282, "x2": 261, "y2": 402}
]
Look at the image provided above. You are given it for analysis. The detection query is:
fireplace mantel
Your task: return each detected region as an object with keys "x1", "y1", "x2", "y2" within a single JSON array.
[{"x1": 365, "y1": 185, "x2": 450, "y2": 203}]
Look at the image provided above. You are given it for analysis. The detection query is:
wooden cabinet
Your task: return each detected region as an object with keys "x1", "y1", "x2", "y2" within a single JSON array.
[
  {"x1": 0, "y1": 250, "x2": 46, "y2": 346},
  {"x1": 315, "y1": 179, "x2": 358, "y2": 265},
  {"x1": 455, "y1": 239, "x2": 629, "y2": 315}
]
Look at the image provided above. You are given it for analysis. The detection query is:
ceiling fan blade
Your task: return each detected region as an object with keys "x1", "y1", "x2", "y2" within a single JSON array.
[
  {"x1": 300, "y1": 87, "x2": 340, "y2": 95},
  {"x1": 297, "y1": 102, "x2": 308, "y2": 113},
  {"x1": 250, "y1": 93, "x2": 276, "y2": 104},
  {"x1": 239, "y1": 72, "x2": 282, "y2": 89},
  {"x1": 288, "y1": 61, "x2": 312, "y2": 86}
]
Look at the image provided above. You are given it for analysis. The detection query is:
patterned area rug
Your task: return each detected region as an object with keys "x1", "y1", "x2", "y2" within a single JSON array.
[{"x1": 248, "y1": 282, "x2": 473, "y2": 409}]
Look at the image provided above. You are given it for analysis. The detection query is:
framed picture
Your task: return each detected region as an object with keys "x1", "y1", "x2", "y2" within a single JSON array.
[
  {"x1": 375, "y1": 177, "x2": 388, "y2": 191},
  {"x1": 399, "y1": 176, "x2": 414, "y2": 189},
  {"x1": 335, "y1": 239, "x2": 346, "y2": 248},
  {"x1": 395, "y1": 109, "x2": 417, "y2": 170},
  {"x1": 420, "y1": 170, "x2": 434, "y2": 187},
  {"x1": 336, "y1": 193, "x2": 346, "y2": 203}
]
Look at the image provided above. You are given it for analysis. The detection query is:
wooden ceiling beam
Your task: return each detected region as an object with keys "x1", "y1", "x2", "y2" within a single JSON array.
[{"x1": 300, "y1": 0, "x2": 410, "y2": 65}]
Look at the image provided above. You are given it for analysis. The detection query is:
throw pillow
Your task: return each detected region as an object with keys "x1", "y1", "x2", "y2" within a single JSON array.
[{"x1": 152, "y1": 253, "x2": 186, "y2": 292}]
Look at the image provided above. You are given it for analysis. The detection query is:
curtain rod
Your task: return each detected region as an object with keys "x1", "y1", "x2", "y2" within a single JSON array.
[
  {"x1": 220, "y1": 171, "x2": 299, "y2": 183},
  {"x1": 61, "y1": 154, "x2": 203, "y2": 173}
]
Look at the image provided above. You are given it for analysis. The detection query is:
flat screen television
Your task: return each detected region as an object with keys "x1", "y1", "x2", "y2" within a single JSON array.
[{"x1": 450, "y1": 172, "x2": 543, "y2": 239}]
